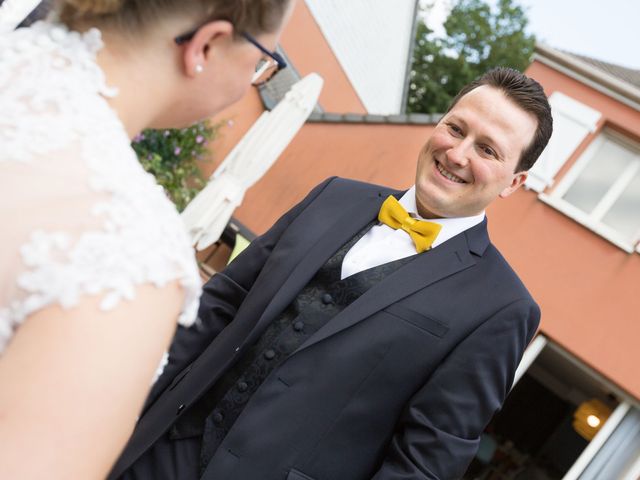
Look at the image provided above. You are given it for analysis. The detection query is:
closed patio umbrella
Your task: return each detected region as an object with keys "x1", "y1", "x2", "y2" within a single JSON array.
[{"x1": 182, "y1": 72, "x2": 324, "y2": 251}]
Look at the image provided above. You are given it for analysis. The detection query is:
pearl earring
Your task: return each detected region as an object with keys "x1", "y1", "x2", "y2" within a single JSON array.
[{"x1": 195, "y1": 64, "x2": 204, "y2": 74}]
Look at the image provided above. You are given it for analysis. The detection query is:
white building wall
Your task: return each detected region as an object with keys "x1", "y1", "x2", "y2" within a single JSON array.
[{"x1": 304, "y1": 0, "x2": 417, "y2": 114}]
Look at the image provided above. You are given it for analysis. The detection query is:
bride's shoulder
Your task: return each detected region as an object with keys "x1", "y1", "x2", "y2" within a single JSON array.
[{"x1": 0, "y1": 136, "x2": 201, "y2": 354}]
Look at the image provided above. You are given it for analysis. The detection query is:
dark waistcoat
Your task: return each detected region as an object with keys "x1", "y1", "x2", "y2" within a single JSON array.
[{"x1": 122, "y1": 223, "x2": 415, "y2": 479}]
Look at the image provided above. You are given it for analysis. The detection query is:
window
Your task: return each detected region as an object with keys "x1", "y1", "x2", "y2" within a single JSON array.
[
  {"x1": 541, "y1": 131, "x2": 640, "y2": 252},
  {"x1": 525, "y1": 92, "x2": 601, "y2": 192}
]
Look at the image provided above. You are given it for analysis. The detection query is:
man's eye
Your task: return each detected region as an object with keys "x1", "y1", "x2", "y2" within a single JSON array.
[
  {"x1": 448, "y1": 124, "x2": 463, "y2": 135},
  {"x1": 481, "y1": 145, "x2": 497, "y2": 158}
]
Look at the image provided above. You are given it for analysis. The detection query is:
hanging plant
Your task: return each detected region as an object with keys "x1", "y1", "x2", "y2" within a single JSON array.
[{"x1": 132, "y1": 120, "x2": 220, "y2": 212}]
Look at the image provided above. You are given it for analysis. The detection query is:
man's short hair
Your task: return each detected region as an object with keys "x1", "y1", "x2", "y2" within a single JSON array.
[{"x1": 446, "y1": 67, "x2": 553, "y2": 173}]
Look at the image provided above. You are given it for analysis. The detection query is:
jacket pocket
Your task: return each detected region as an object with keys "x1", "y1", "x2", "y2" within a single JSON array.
[
  {"x1": 384, "y1": 303, "x2": 449, "y2": 338},
  {"x1": 287, "y1": 468, "x2": 317, "y2": 480}
]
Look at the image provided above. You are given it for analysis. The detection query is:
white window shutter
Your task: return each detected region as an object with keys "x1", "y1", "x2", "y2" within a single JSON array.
[{"x1": 525, "y1": 92, "x2": 602, "y2": 192}]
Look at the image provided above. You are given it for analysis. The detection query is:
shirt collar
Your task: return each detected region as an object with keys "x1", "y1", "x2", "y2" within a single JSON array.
[{"x1": 398, "y1": 186, "x2": 485, "y2": 247}]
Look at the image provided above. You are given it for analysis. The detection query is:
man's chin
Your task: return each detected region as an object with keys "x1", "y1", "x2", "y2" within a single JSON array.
[{"x1": 415, "y1": 196, "x2": 446, "y2": 220}]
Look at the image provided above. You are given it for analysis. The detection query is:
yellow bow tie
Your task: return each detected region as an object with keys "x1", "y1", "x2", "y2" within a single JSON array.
[{"x1": 378, "y1": 196, "x2": 442, "y2": 253}]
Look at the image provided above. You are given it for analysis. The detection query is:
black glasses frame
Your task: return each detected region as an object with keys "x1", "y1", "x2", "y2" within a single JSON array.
[{"x1": 174, "y1": 28, "x2": 287, "y2": 72}]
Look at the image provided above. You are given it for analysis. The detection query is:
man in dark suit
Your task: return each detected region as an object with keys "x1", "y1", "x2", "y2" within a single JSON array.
[{"x1": 111, "y1": 67, "x2": 553, "y2": 480}]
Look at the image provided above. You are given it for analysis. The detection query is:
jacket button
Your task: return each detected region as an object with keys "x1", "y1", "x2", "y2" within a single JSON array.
[
  {"x1": 176, "y1": 404, "x2": 186, "y2": 415},
  {"x1": 321, "y1": 293, "x2": 333, "y2": 304},
  {"x1": 212, "y1": 411, "x2": 224, "y2": 425},
  {"x1": 237, "y1": 381, "x2": 248, "y2": 392},
  {"x1": 264, "y1": 349, "x2": 276, "y2": 360},
  {"x1": 293, "y1": 321, "x2": 304, "y2": 332}
]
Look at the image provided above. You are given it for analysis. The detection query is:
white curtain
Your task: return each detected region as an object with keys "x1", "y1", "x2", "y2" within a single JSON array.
[{"x1": 578, "y1": 407, "x2": 640, "y2": 479}]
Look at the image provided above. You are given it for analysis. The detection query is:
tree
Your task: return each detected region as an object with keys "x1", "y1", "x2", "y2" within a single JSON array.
[{"x1": 406, "y1": 0, "x2": 535, "y2": 114}]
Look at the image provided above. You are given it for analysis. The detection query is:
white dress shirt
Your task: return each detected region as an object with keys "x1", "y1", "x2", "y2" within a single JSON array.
[{"x1": 341, "y1": 186, "x2": 485, "y2": 279}]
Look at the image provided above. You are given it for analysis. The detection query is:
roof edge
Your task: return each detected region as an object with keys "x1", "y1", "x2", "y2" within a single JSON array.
[
  {"x1": 307, "y1": 112, "x2": 442, "y2": 125},
  {"x1": 534, "y1": 43, "x2": 640, "y2": 108}
]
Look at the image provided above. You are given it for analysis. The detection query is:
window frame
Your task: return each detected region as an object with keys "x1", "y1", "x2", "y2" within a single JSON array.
[{"x1": 539, "y1": 129, "x2": 640, "y2": 253}]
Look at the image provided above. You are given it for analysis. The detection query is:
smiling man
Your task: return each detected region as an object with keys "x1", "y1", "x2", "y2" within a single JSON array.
[{"x1": 112, "y1": 68, "x2": 553, "y2": 480}]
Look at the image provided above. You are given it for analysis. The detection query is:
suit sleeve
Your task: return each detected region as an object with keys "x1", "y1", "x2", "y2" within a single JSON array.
[
  {"x1": 147, "y1": 177, "x2": 337, "y2": 403},
  {"x1": 371, "y1": 298, "x2": 540, "y2": 480}
]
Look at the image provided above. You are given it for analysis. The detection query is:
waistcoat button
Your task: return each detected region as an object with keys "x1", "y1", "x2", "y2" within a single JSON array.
[{"x1": 212, "y1": 411, "x2": 224, "y2": 425}]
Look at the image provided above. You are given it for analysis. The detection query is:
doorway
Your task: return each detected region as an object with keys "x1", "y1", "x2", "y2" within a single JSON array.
[{"x1": 463, "y1": 338, "x2": 626, "y2": 480}]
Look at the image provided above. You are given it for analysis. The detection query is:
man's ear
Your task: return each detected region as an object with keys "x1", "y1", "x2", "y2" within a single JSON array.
[
  {"x1": 499, "y1": 171, "x2": 528, "y2": 198},
  {"x1": 182, "y1": 20, "x2": 234, "y2": 77}
]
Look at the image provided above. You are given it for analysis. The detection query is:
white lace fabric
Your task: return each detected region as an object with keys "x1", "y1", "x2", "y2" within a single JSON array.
[{"x1": 0, "y1": 22, "x2": 202, "y2": 355}]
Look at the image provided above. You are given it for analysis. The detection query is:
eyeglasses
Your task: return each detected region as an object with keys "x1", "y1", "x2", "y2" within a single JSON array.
[
  {"x1": 174, "y1": 28, "x2": 287, "y2": 86},
  {"x1": 242, "y1": 32, "x2": 287, "y2": 85}
]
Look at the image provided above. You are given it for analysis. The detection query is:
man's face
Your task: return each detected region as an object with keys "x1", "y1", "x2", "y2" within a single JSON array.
[{"x1": 414, "y1": 85, "x2": 537, "y2": 219}]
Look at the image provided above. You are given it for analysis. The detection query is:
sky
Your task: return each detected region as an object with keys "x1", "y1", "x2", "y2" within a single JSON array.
[{"x1": 424, "y1": 0, "x2": 640, "y2": 70}]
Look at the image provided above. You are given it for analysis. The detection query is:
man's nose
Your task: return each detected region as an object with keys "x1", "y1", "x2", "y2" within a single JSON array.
[{"x1": 446, "y1": 139, "x2": 471, "y2": 167}]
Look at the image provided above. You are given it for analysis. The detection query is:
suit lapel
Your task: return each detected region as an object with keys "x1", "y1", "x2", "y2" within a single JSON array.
[
  {"x1": 250, "y1": 190, "x2": 388, "y2": 334},
  {"x1": 293, "y1": 229, "x2": 477, "y2": 354}
]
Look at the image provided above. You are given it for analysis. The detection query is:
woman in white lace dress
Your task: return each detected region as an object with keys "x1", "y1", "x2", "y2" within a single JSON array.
[{"x1": 0, "y1": 0, "x2": 293, "y2": 477}]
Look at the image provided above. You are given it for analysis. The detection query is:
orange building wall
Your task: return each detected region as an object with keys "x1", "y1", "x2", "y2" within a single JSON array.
[
  {"x1": 488, "y1": 188, "x2": 640, "y2": 399},
  {"x1": 279, "y1": 1, "x2": 367, "y2": 114},
  {"x1": 484, "y1": 61, "x2": 640, "y2": 399}
]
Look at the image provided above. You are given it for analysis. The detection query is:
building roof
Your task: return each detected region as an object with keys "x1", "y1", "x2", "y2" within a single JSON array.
[
  {"x1": 258, "y1": 50, "x2": 318, "y2": 112},
  {"x1": 307, "y1": 112, "x2": 440, "y2": 125},
  {"x1": 564, "y1": 51, "x2": 640, "y2": 90},
  {"x1": 534, "y1": 43, "x2": 640, "y2": 109}
]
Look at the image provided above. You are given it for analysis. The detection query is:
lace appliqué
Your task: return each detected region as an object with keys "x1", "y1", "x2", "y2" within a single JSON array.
[
  {"x1": 1, "y1": 24, "x2": 118, "y2": 163},
  {"x1": 0, "y1": 23, "x2": 201, "y2": 355}
]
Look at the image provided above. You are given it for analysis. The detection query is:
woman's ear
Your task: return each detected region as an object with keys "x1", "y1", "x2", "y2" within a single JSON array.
[{"x1": 181, "y1": 20, "x2": 234, "y2": 77}]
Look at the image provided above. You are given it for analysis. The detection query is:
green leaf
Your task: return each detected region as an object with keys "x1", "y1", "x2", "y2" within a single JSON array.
[{"x1": 132, "y1": 120, "x2": 222, "y2": 212}]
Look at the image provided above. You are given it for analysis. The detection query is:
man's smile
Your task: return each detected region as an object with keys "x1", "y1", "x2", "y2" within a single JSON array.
[{"x1": 435, "y1": 160, "x2": 468, "y2": 184}]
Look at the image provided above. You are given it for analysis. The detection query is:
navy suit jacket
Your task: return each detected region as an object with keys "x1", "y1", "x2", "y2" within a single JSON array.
[{"x1": 111, "y1": 177, "x2": 539, "y2": 480}]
